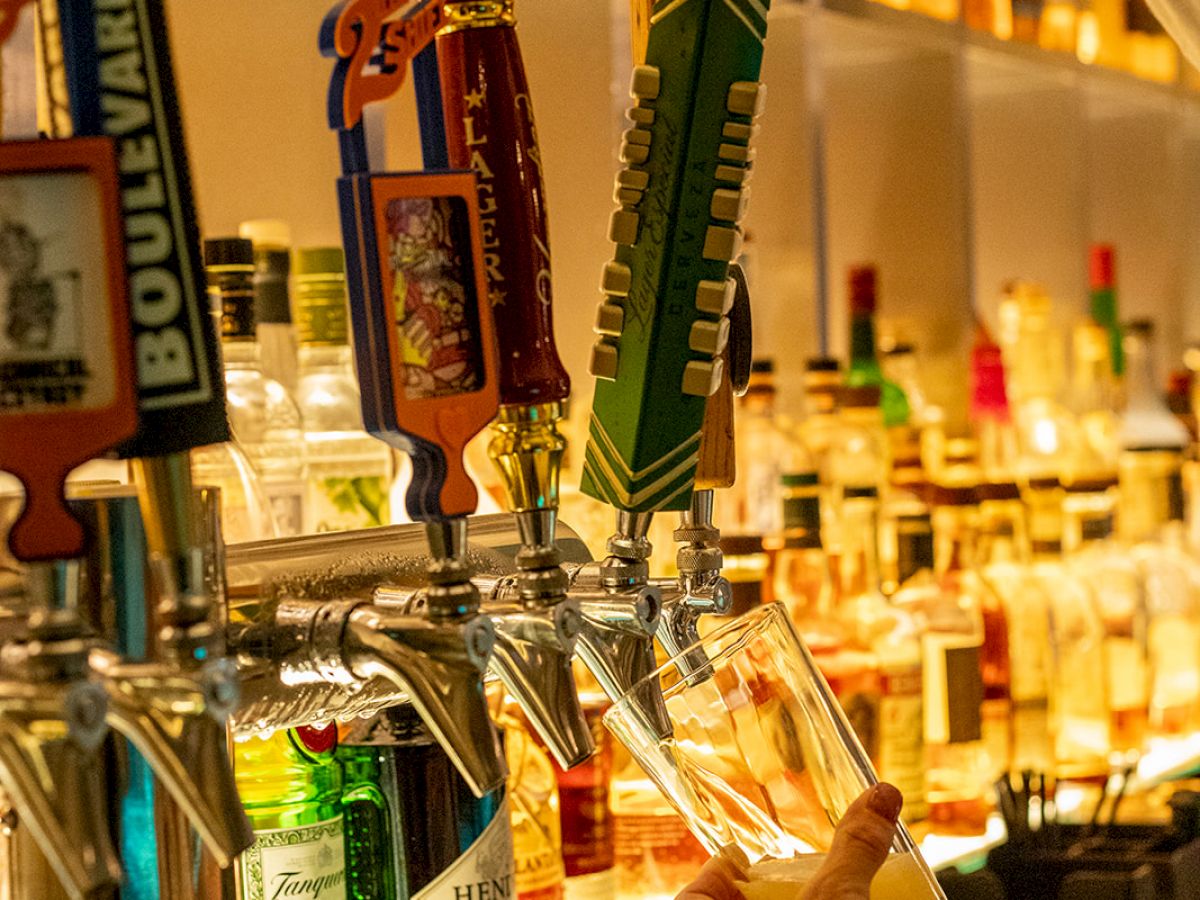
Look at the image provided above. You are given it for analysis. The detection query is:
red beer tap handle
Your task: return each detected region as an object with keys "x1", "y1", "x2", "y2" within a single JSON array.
[{"x1": 437, "y1": 5, "x2": 570, "y2": 408}]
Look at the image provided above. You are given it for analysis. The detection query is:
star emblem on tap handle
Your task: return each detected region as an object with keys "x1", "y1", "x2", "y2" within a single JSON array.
[
  {"x1": 322, "y1": 0, "x2": 500, "y2": 522},
  {"x1": 0, "y1": 138, "x2": 137, "y2": 562}
]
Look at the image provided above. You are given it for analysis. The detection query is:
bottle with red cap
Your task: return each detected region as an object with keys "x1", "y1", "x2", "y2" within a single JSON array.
[
  {"x1": 1089, "y1": 243, "x2": 1125, "y2": 377},
  {"x1": 845, "y1": 265, "x2": 911, "y2": 429}
]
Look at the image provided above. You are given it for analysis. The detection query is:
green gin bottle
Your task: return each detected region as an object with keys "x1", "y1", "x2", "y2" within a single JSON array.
[
  {"x1": 236, "y1": 724, "x2": 346, "y2": 900},
  {"x1": 845, "y1": 265, "x2": 911, "y2": 429},
  {"x1": 338, "y1": 705, "x2": 513, "y2": 900}
]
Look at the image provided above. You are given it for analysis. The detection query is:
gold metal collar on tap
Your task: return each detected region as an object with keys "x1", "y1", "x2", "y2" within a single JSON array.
[{"x1": 439, "y1": 0, "x2": 516, "y2": 32}]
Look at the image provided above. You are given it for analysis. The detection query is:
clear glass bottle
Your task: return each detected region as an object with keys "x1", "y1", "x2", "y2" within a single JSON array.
[
  {"x1": 892, "y1": 486, "x2": 991, "y2": 836},
  {"x1": 1063, "y1": 483, "x2": 1149, "y2": 761},
  {"x1": 292, "y1": 247, "x2": 392, "y2": 533},
  {"x1": 1119, "y1": 319, "x2": 1190, "y2": 542},
  {"x1": 845, "y1": 265, "x2": 911, "y2": 430},
  {"x1": 1039, "y1": 0, "x2": 1078, "y2": 51},
  {"x1": 337, "y1": 705, "x2": 513, "y2": 900},
  {"x1": 823, "y1": 384, "x2": 889, "y2": 554},
  {"x1": 239, "y1": 218, "x2": 299, "y2": 393},
  {"x1": 196, "y1": 237, "x2": 304, "y2": 538},
  {"x1": 883, "y1": 342, "x2": 946, "y2": 479},
  {"x1": 236, "y1": 725, "x2": 346, "y2": 900},
  {"x1": 798, "y1": 357, "x2": 843, "y2": 478},
  {"x1": 1119, "y1": 326, "x2": 1200, "y2": 739},
  {"x1": 774, "y1": 472, "x2": 834, "y2": 629},
  {"x1": 1007, "y1": 283, "x2": 1083, "y2": 489},
  {"x1": 718, "y1": 359, "x2": 812, "y2": 539},
  {"x1": 1026, "y1": 508, "x2": 1112, "y2": 783},
  {"x1": 1068, "y1": 320, "x2": 1121, "y2": 486}
]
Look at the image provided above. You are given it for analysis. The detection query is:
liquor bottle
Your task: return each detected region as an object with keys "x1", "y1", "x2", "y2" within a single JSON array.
[
  {"x1": 1118, "y1": 321, "x2": 1200, "y2": 738},
  {"x1": 970, "y1": 321, "x2": 1019, "y2": 485},
  {"x1": 974, "y1": 483, "x2": 1026, "y2": 775},
  {"x1": 1068, "y1": 320, "x2": 1121, "y2": 485},
  {"x1": 200, "y1": 238, "x2": 305, "y2": 536},
  {"x1": 557, "y1": 680, "x2": 616, "y2": 900},
  {"x1": 912, "y1": 0, "x2": 959, "y2": 21},
  {"x1": 493, "y1": 695, "x2": 566, "y2": 900},
  {"x1": 823, "y1": 385, "x2": 889, "y2": 553},
  {"x1": 892, "y1": 486, "x2": 991, "y2": 836},
  {"x1": 292, "y1": 247, "x2": 392, "y2": 533},
  {"x1": 610, "y1": 739, "x2": 709, "y2": 900},
  {"x1": 1089, "y1": 244, "x2": 1125, "y2": 376},
  {"x1": 239, "y1": 218, "x2": 300, "y2": 393},
  {"x1": 235, "y1": 725, "x2": 346, "y2": 900},
  {"x1": 1023, "y1": 496, "x2": 1112, "y2": 782},
  {"x1": 823, "y1": 490, "x2": 927, "y2": 823},
  {"x1": 1118, "y1": 319, "x2": 1190, "y2": 542},
  {"x1": 798, "y1": 357, "x2": 843, "y2": 477},
  {"x1": 719, "y1": 359, "x2": 812, "y2": 539},
  {"x1": 774, "y1": 472, "x2": 835, "y2": 629},
  {"x1": 1006, "y1": 284, "x2": 1082, "y2": 488},
  {"x1": 845, "y1": 266, "x2": 911, "y2": 430},
  {"x1": 1062, "y1": 482, "x2": 1149, "y2": 759},
  {"x1": 882, "y1": 341, "x2": 945, "y2": 475},
  {"x1": 338, "y1": 705, "x2": 514, "y2": 900}
]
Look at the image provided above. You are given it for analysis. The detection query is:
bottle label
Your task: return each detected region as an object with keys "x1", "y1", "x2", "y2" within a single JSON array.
[
  {"x1": 295, "y1": 292, "x2": 349, "y2": 345},
  {"x1": 924, "y1": 635, "x2": 984, "y2": 745},
  {"x1": 216, "y1": 285, "x2": 256, "y2": 341},
  {"x1": 612, "y1": 811, "x2": 708, "y2": 898},
  {"x1": 239, "y1": 816, "x2": 346, "y2": 900},
  {"x1": 878, "y1": 663, "x2": 926, "y2": 818},
  {"x1": 308, "y1": 474, "x2": 389, "y2": 532},
  {"x1": 264, "y1": 480, "x2": 304, "y2": 537},
  {"x1": 414, "y1": 797, "x2": 515, "y2": 900}
]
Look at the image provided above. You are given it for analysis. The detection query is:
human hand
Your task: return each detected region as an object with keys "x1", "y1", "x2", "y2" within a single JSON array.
[
  {"x1": 674, "y1": 783, "x2": 904, "y2": 900},
  {"x1": 799, "y1": 782, "x2": 903, "y2": 899}
]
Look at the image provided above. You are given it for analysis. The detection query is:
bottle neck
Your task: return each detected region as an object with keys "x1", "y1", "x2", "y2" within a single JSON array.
[
  {"x1": 835, "y1": 496, "x2": 882, "y2": 599},
  {"x1": 849, "y1": 314, "x2": 880, "y2": 375},
  {"x1": 220, "y1": 338, "x2": 262, "y2": 370},
  {"x1": 1089, "y1": 286, "x2": 1125, "y2": 375}
]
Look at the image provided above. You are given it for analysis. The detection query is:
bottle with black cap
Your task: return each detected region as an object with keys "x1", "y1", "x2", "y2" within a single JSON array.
[
  {"x1": 798, "y1": 357, "x2": 842, "y2": 480},
  {"x1": 239, "y1": 219, "x2": 299, "y2": 393},
  {"x1": 198, "y1": 237, "x2": 305, "y2": 537}
]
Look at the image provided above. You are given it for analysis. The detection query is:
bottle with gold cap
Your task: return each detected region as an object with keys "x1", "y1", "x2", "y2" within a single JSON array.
[{"x1": 292, "y1": 246, "x2": 392, "y2": 533}]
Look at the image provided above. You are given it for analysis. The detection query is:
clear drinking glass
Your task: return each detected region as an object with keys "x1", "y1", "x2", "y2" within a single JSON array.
[{"x1": 603, "y1": 603, "x2": 946, "y2": 900}]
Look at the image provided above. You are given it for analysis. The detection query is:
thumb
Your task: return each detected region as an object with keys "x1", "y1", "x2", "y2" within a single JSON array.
[{"x1": 802, "y1": 783, "x2": 902, "y2": 899}]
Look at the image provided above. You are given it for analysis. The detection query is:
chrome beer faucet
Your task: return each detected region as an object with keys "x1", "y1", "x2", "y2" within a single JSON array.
[{"x1": 0, "y1": 566, "x2": 120, "y2": 900}]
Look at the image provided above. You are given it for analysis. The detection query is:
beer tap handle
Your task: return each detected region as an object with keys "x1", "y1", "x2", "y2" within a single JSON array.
[
  {"x1": 580, "y1": 0, "x2": 771, "y2": 515},
  {"x1": 57, "y1": 0, "x2": 256, "y2": 865}
]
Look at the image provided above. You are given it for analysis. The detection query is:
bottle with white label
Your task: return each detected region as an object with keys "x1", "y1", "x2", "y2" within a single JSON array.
[
  {"x1": 200, "y1": 237, "x2": 305, "y2": 537},
  {"x1": 338, "y1": 704, "x2": 514, "y2": 900},
  {"x1": 235, "y1": 724, "x2": 346, "y2": 900},
  {"x1": 291, "y1": 246, "x2": 392, "y2": 533}
]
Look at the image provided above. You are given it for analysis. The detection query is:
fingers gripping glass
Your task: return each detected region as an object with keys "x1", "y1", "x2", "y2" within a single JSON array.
[{"x1": 603, "y1": 604, "x2": 946, "y2": 899}]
